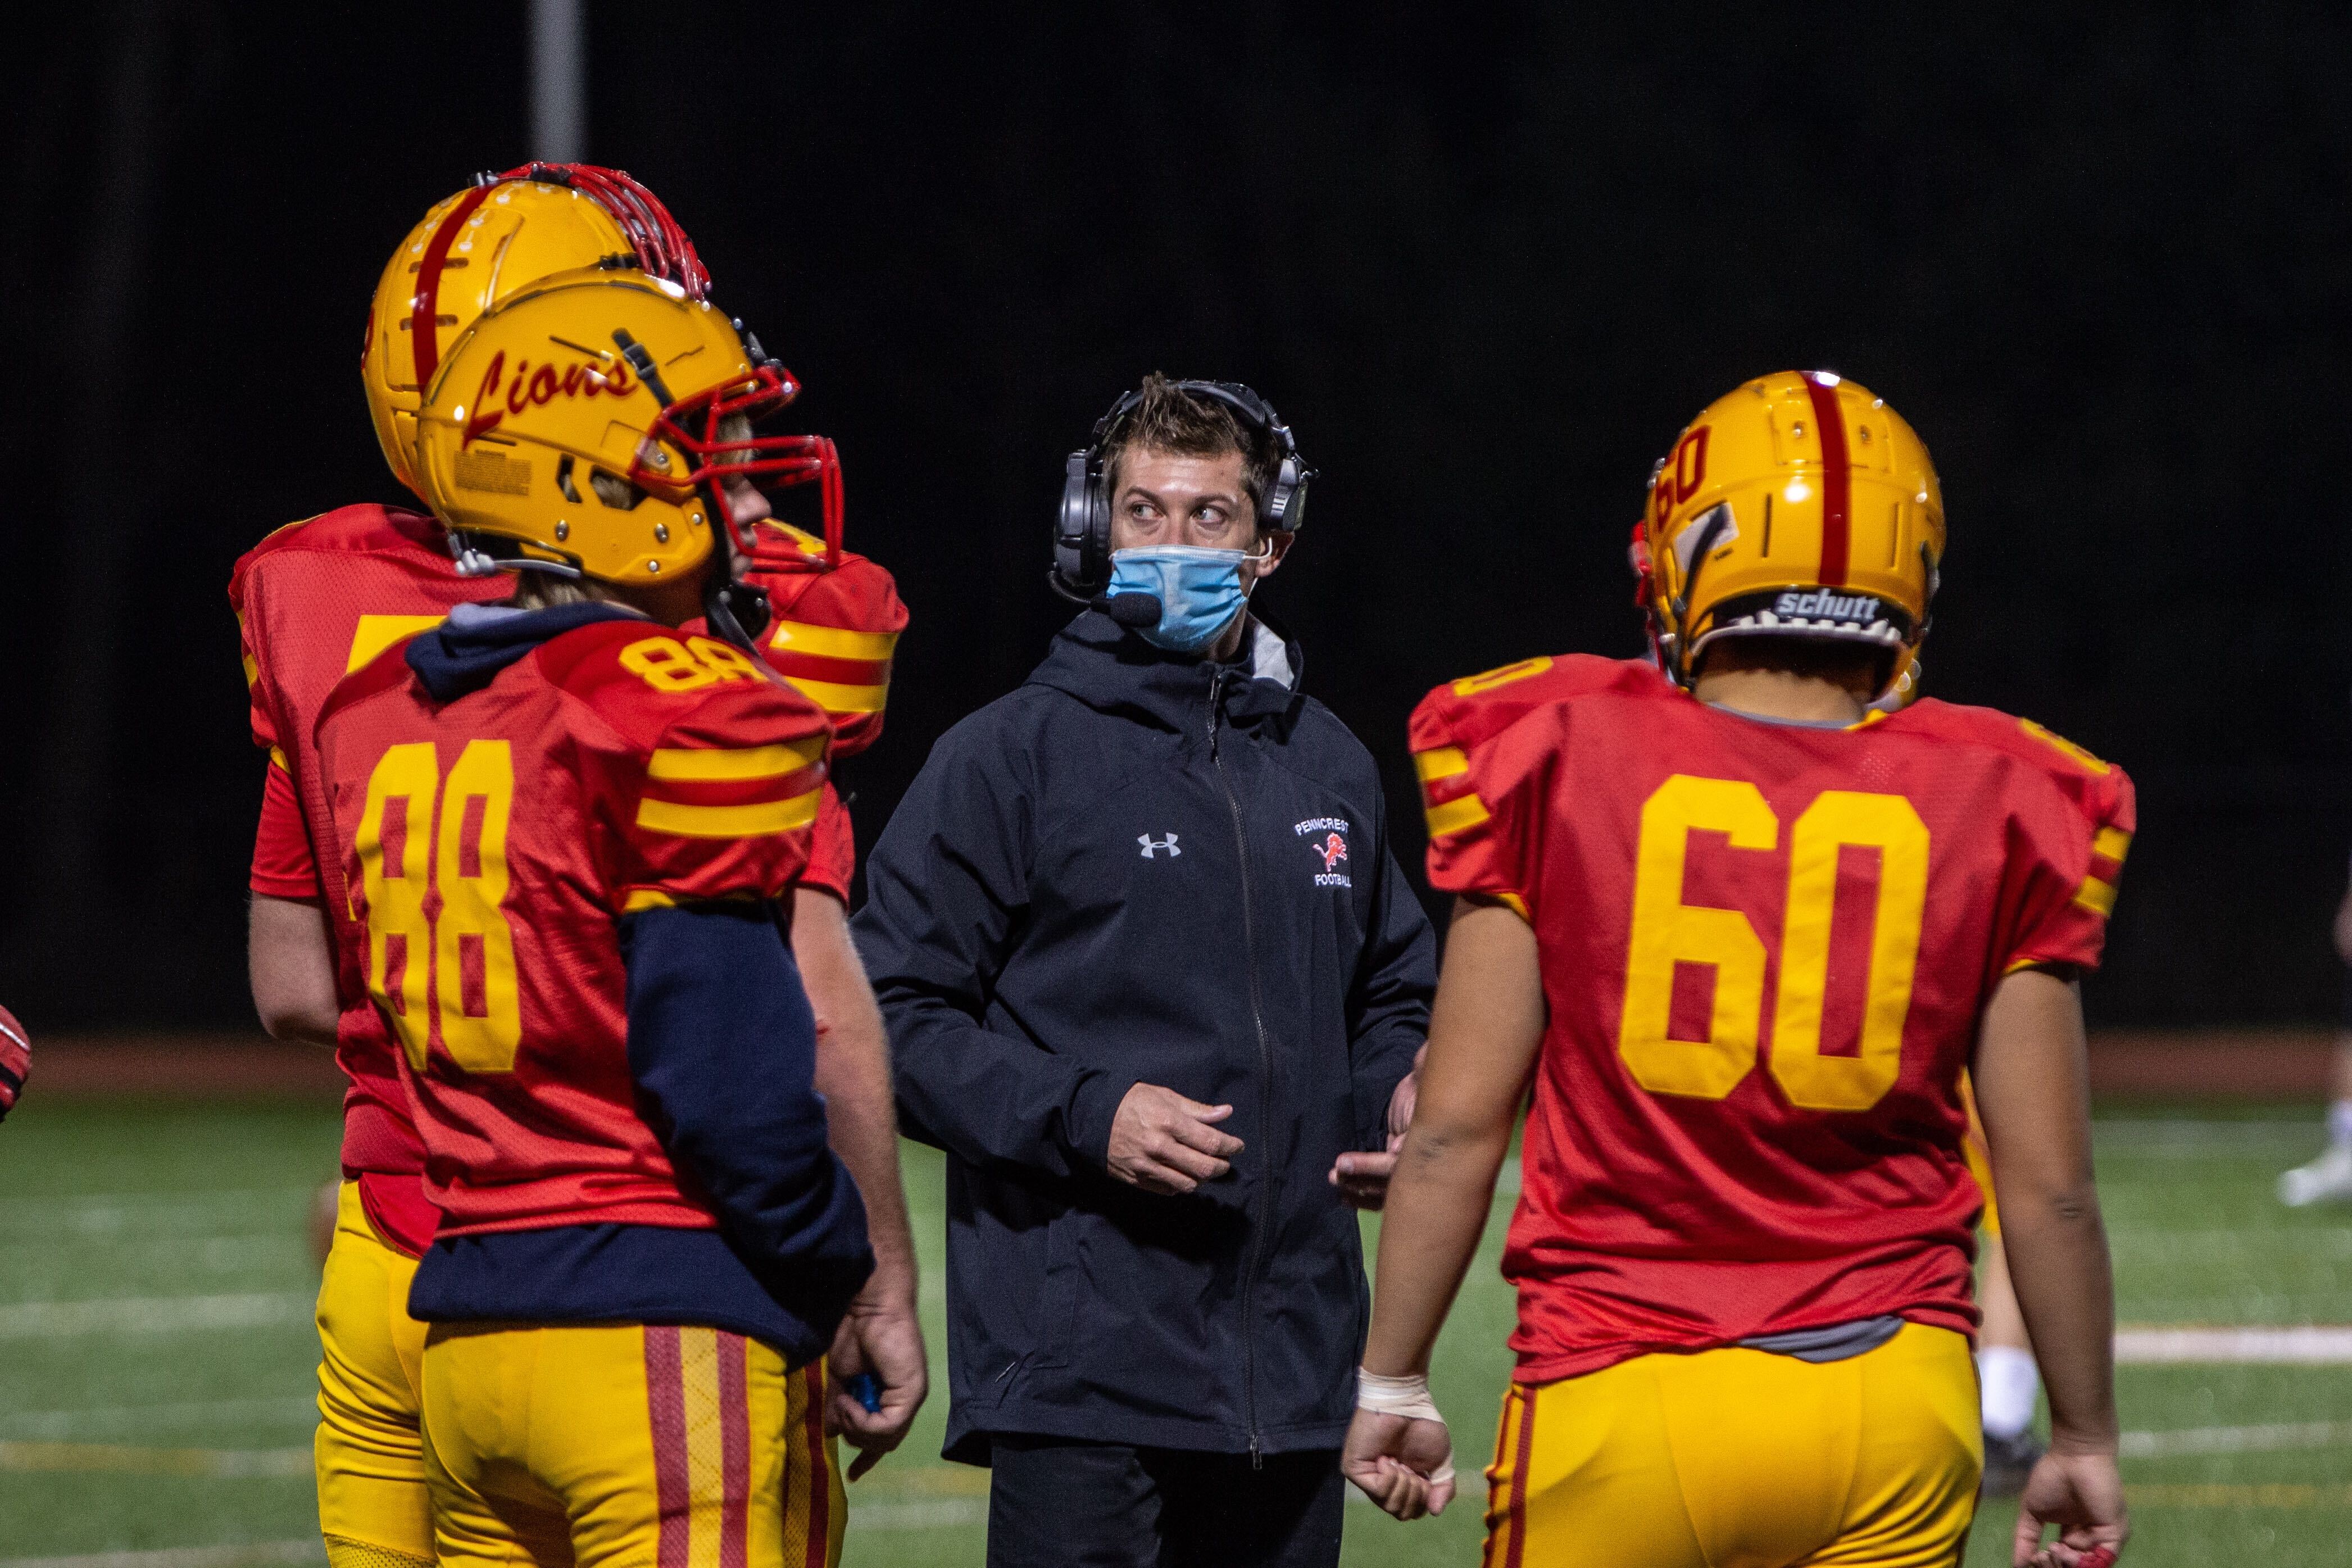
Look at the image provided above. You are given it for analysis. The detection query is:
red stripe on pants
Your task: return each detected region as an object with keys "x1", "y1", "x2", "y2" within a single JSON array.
[
  {"x1": 801, "y1": 1363, "x2": 831, "y2": 1568},
  {"x1": 1504, "y1": 1384, "x2": 1538, "y2": 1568},
  {"x1": 646, "y1": 1326, "x2": 692, "y2": 1568},
  {"x1": 719, "y1": 1332, "x2": 751, "y2": 1568},
  {"x1": 1802, "y1": 374, "x2": 1851, "y2": 585},
  {"x1": 1481, "y1": 1390, "x2": 1511, "y2": 1568}
]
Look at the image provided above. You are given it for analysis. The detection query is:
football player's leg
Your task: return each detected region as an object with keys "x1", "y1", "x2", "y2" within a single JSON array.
[
  {"x1": 1657, "y1": 1348, "x2": 1859, "y2": 1566},
  {"x1": 508, "y1": 1323, "x2": 807, "y2": 1567},
  {"x1": 779, "y1": 1360, "x2": 847, "y2": 1568},
  {"x1": 1976, "y1": 1231, "x2": 2045, "y2": 1496},
  {"x1": 420, "y1": 1323, "x2": 574, "y2": 1567},
  {"x1": 1795, "y1": 1324, "x2": 1981, "y2": 1568},
  {"x1": 2278, "y1": 990, "x2": 2352, "y2": 1206},
  {"x1": 1482, "y1": 1365, "x2": 1707, "y2": 1568},
  {"x1": 315, "y1": 1182, "x2": 434, "y2": 1568}
]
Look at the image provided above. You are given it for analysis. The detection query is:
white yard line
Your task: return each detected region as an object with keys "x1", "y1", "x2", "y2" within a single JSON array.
[
  {"x1": 2115, "y1": 1326, "x2": 2352, "y2": 1363},
  {"x1": 0, "y1": 1397, "x2": 317, "y2": 1442},
  {"x1": 2090, "y1": 1118, "x2": 2316, "y2": 1139},
  {"x1": 2120, "y1": 1420, "x2": 2352, "y2": 1457},
  {"x1": 851, "y1": 1499, "x2": 990, "y2": 1530},
  {"x1": 0, "y1": 1441, "x2": 311, "y2": 1479},
  {"x1": 0, "y1": 1544, "x2": 320, "y2": 1568},
  {"x1": 0, "y1": 1193, "x2": 316, "y2": 1242},
  {"x1": 2109, "y1": 1229, "x2": 2352, "y2": 1256},
  {"x1": 0, "y1": 1293, "x2": 314, "y2": 1339}
]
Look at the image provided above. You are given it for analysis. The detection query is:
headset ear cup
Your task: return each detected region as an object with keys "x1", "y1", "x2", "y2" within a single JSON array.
[
  {"x1": 1057, "y1": 449, "x2": 1096, "y2": 593},
  {"x1": 1084, "y1": 457, "x2": 1113, "y2": 588},
  {"x1": 1268, "y1": 456, "x2": 1308, "y2": 532}
]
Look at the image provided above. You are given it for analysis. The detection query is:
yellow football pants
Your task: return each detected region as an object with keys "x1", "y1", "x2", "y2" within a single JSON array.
[
  {"x1": 315, "y1": 1180, "x2": 433, "y2": 1568},
  {"x1": 1482, "y1": 1323, "x2": 1982, "y2": 1568},
  {"x1": 421, "y1": 1320, "x2": 846, "y2": 1568}
]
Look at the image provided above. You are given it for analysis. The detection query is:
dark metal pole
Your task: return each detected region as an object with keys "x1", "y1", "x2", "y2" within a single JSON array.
[{"x1": 531, "y1": 0, "x2": 587, "y2": 162}]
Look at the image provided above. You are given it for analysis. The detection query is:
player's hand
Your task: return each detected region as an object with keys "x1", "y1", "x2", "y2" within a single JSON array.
[
  {"x1": 825, "y1": 1288, "x2": 928, "y2": 1481},
  {"x1": 1106, "y1": 1084, "x2": 1242, "y2": 1195},
  {"x1": 2012, "y1": 1447, "x2": 2128, "y2": 1567},
  {"x1": 1341, "y1": 1407, "x2": 1456, "y2": 1520},
  {"x1": 1330, "y1": 1046, "x2": 1428, "y2": 1210}
]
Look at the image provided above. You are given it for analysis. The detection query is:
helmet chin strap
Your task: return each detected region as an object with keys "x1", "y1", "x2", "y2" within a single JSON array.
[
  {"x1": 448, "y1": 529, "x2": 586, "y2": 581},
  {"x1": 702, "y1": 570, "x2": 773, "y2": 653}
]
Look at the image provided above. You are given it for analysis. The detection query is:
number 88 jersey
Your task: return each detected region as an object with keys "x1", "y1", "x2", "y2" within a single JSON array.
[
  {"x1": 315, "y1": 612, "x2": 832, "y2": 1239},
  {"x1": 1409, "y1": 653, "x2": 2134, "y2": 1383}
]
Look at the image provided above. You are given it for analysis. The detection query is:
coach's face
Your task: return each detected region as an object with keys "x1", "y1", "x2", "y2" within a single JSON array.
[{"x1": 1110, "y1": 446, "x2": 1292, "y2": 589}]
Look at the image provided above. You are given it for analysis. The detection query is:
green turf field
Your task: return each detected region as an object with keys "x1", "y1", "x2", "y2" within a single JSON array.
[{"x1": 2, "y1": 1098, "x2": 2346, "y2": 1566}]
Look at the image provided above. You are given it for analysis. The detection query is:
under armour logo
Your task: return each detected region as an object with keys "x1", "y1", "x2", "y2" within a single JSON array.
[{"x1": 1138, "y1": 833, "x2": 1182, "y2": 860}]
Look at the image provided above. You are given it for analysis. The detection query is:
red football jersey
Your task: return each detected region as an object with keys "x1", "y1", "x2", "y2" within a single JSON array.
[
  {"x1": 741, "y1": 520, "x2": 907, "y2": 759},
  {"x1": 229, "y1": 506, "x2": 507, "y2": 1195},
  {"x1": 231, "y1": 507, "x2": 869, "y2": 1225},
  {"x1": 802, "y1": 782, "x2": 855, "y2": 903},
  {"x1": 1409, "y1": 655, "x2": 2135, "y2": 1382},
  {"x1": 314, "y1": 618, "x2": 831, "y2": 1236}
]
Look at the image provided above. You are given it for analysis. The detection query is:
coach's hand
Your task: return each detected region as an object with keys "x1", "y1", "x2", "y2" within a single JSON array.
[
  {"x1": 1331, "y1": 1044, "x2": 1427, "y2": 1210},
  {"x1": 2013, "y1": 1448, "x2": 2128, "y2": 1567},
  {"x1": 1342, "y1": 1407, "x2": 1456, "y2": 1520},
  {"x1": 1107, "y1": 1084, "x2": 1243, "y2": 1195},
  {"x1": 827, "y1": 1285, "x2": 928, "y2": 1481}
]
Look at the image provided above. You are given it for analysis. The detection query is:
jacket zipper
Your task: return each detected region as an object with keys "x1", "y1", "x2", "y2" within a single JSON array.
[{"x1": 1209, "y1": 667, "x2": 1274, "y2": 1468}]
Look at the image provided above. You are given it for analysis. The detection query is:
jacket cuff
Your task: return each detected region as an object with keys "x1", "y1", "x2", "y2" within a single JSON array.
[{"x1": 1066, "y1": 1070, "x2": 1139, "y2": 1170}]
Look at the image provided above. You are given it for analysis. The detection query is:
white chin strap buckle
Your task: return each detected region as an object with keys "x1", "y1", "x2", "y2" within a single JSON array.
[{"x1": 451, "y1": 544, "x2": 504, "y2": 579}]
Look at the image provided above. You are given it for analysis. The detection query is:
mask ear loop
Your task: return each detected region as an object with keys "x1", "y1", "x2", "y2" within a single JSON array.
[{"x1": 1236, "y1": 535, "x2": 1280, "y2": 603}]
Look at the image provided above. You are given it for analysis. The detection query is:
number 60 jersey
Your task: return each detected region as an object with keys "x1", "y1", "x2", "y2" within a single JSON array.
[{"x1": 1409, "y1": 654, "x2": 2135, "y2": 1383}]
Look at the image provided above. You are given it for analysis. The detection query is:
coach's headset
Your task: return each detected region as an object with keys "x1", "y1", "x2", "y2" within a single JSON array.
[{"x1": 1050, "y1": 380, "x2": 1315, "y2": 607}]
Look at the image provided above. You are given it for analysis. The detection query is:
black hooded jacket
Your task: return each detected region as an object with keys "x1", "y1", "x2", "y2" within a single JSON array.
[{"x1": 854, "y1": 611, "x2": 1435, "y2": 1461}]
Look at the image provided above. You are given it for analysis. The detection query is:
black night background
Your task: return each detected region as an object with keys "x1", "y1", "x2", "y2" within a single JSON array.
[{"x1": 4, "y1": 2, "x2": 2348, "y2": 1030}]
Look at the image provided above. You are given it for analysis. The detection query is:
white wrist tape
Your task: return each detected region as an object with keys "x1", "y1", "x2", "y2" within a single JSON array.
[{"x1": 1356, "y1": 1369, "x2": 1455, "y2": 1485}]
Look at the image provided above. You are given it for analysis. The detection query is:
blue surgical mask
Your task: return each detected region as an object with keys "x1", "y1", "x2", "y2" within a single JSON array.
[{"x1": 1106, "y1": 546, "x2": 1253, "y2": 653}]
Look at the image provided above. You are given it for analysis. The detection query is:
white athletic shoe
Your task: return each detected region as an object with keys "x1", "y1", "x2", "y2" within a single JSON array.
[{"x1": 2278, "y1": 1143, "x2": 2352, "y2": 1207}]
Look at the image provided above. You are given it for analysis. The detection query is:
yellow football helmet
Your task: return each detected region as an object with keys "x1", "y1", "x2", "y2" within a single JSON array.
[
  {"x1": 1635, "y1": 370, "x2": 1944, "y2": 697},
  {"x1": 411, "y1": 269, "x2": 839, "y2": 589},
  {"x1": 363, "y1": 163, "x2": 710, "y2": 499}
]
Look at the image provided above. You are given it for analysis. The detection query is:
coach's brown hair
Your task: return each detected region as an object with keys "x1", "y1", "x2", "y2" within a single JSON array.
[{"x1": 1102, "y1": 373, "x2": 1285, "y2": 533}]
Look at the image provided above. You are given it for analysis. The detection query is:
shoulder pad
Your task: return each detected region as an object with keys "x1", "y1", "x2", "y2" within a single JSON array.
[
  {"x1": 1409, "y1": 653, "x2": 1663, "y2": 757},
  {"x1": 542, "y1": 620, "x2": 832, "y2": 908},
  {"x1": 1878, "y1": 698, "x2": 2135, "y2": 834},
  {"x1": 315, "y1": 631, "x2": 426, "y2": 731},
  {"x1": 737, "y1": 533, "x2": 908, "y2": 758},
  {"x1": 535, "y1": 620, "x2": 833, "y2": 755},
  {"x1": 227, "y1": 504, "x2": 446, "y2": 614}
]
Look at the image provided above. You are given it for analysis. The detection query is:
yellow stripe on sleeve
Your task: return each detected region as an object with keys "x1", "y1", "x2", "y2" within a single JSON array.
[
  {"x1": 1412, "y1": 746, "x2": 1470, "y2": 785},
  {"x1": 622, "y1": 888, "x2": 767, "y2": 912},
  {"x1": 1495, "y1": 892, "x2": 1530, "y2": 922},
  {"x1": 269, "y1": 747, "x2": 290, "y2": 772},
  {"x1": 2073, "y1": 875, "x2": 2118, "y2": 917},
  {"x1": 346, "y1": 613, "x2": 448, "y2": 674},
  {"x1": 2093, "y1": 826, "x2": 2133, "y2": 863},
  {"x1": 783, "y1": 675, "x2": 889, "y2": 715},
  {"x1": 242, "y1": 653, "x2": 259, "y2": 688},
  {"x1": 646, "y1": 738, "x2": 825, "y2": 783},
  {"x1": 635, "y1": 789, "x2": 823, "y2": 839},
  {"x1": 770, "y1": 621, "x2": 900, "y2": 662},
  {"x1": 1422, "y1": 792, "x2": 1492, "y2": 839},
  {"x1": 768, "y1": 521, "x2": 829, "y2": 559}
]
